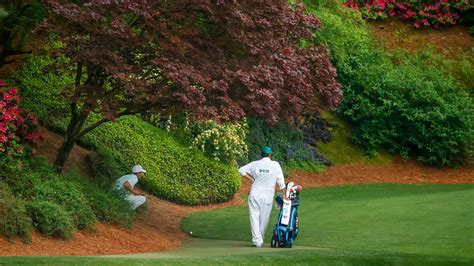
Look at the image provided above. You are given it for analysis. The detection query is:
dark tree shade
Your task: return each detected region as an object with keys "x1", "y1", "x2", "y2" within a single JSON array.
[
  {"x1": 0, "y1": 0, "x2": 47, "y2": 68},
  {"x1": 42, "y1": 0, "x2": 342, "y2": 170}
]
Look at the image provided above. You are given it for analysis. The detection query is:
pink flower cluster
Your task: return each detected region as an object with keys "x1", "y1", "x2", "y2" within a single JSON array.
[
  {"x1": 0, "y1": 80, "x2": 41, "y2": 156},
  {"x1": 344, "y1": 0, "x2": 472, "y2": 28}
]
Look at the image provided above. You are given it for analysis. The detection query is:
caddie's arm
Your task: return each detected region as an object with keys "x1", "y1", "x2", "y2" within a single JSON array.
[
  {"x1": 242, "y1": 173, "x2": 255, "y2": 183},
  {"x1": 123, "y1": 181, "x2": 142, "y2": 196},
  {"x1": 238, "y1": 162, "x2": 255, "y2": 183},
  {"x1": 276, "y1": 164, "x2": 286, "y2": 198}
]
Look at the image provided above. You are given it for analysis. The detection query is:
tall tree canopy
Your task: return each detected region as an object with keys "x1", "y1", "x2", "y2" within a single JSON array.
[{"x1": 42, "y1": 0, "x2": 342, "y2": 171}]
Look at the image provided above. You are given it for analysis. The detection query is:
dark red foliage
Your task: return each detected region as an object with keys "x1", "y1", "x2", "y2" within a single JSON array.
[
  {"x1": 42, "y1": 0, "x2": 342, "y2": 169},
  {"x1": 43, "y1": 0, "x2": 341, "y2": 124}
]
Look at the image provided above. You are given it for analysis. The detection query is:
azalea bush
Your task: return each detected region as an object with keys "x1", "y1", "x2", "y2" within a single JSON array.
[
  {"x1": 343, "y1": 0, "x2": 473, "y2": 28},
  {"x1": 0, "y1": 81, "x2": 41, "y2": 162}
]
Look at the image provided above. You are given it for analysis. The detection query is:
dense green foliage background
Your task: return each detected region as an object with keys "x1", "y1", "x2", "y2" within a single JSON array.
[{"x1": 306, "y1": 0, "x2": 473, "y2": 166}]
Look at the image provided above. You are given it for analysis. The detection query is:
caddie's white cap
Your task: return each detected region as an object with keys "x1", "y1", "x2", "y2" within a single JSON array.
[{"x1": 132, "y1": 165, "x2": 146, "y2": 174}]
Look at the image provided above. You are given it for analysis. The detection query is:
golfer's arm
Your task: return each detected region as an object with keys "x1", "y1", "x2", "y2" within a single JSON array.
[{"x1": 123, "y1": 181, "x2": 139, "y2": 195}]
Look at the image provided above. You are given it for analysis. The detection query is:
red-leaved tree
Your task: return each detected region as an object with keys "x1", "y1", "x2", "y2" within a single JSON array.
[{"x1": 42, "y1": 0, "x2": 342, "y2": 172}]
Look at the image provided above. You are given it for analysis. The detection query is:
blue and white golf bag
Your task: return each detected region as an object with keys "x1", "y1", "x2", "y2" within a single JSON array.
[{"x1": 271, "y1": 182, "x2": 301, "y2": 248}]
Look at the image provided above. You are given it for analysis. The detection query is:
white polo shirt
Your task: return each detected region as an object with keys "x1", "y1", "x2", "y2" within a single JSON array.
[
  {"x1": 115, "y1": 174, "x2": 138, "y2": 191},
  {"x1": 238, "y1": 157, "x2": 285, "y2": 194}
]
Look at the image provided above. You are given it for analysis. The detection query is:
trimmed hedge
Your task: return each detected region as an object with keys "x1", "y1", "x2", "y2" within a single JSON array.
[{"x1": 83, "y1": 116, "x2": 241, "y2": 205}]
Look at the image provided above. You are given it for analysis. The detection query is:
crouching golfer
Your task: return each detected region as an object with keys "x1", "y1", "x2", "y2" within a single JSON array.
[
  {"x1": 115, "y1": 165, "x2": 147, "y2": 209},
  {"x1": 238, "y1": 146, "x2": 285, "y2": 248}
]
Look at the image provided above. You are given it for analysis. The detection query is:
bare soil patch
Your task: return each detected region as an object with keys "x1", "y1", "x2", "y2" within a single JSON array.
[{"x1": 368, "y1": 17, "x2": 474, "y2": 57}]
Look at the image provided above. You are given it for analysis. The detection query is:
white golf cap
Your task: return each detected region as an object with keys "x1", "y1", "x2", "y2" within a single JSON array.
[{"x1": 132, "y1": 165, "x2": 146, "y2": 173}]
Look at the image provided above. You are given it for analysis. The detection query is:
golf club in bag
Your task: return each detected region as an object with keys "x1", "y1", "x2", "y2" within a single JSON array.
[{"x1": 271, "y1": 181, "x2": 302, "y2": 248}]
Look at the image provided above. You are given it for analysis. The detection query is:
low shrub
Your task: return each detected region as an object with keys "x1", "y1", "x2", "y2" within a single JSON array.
[
  {"x1": 26, "y1": 200, "x2": 74, "y2": 239},
  {"x1": 33, "y1": 177, "x2": 96, "y2": 230},
  {"x1": 6, "y1": 165, "x2": 97, "y2": 231},
  {"x1": 83, "y1": 189, "x2": 134, "y2": 228},
  {"x1": 2, "y1": 155, "x2": 135, "y2": 236},
  {"x1": 189, "y1": 120, "x2": 249, "y2": 164},
  {"x1": 85, "y1": 149, "x2": 125, "y2": 189},
  {"x1": 0, "y1": 183, "x2": 32, "y2": 242},
  {"x1": 340, "y1": 54, "x2": 472, "y2": 166},
  {"x1": 63, "y1": 166, "x2": 135, "y2": 228}
]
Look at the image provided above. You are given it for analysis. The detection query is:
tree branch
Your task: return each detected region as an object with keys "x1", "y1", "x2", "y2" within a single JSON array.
[{"x1": 74, "y1": 109, "x2": 133, "y2": 140}]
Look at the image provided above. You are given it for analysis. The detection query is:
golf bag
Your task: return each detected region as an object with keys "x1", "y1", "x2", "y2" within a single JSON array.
[{"x1": 271, "y1": 182, "x2": 301, "y2": 248}]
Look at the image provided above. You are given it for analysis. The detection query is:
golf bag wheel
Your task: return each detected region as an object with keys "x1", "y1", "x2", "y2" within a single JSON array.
[
  {"x1": 278, "y1": 240, "x2": 285, "y2": 247},
  {"x1": 271, "y1": 234, "x2": 278, "y2": 248}
]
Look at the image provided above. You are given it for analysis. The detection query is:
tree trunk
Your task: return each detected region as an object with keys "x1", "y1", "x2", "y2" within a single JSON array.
[
  {"x1": 54, "y1": 106, "x2": 88, "y2": 173},
  {"x1": 53, "y1": 106, "x2": 127, "y2": 173},
  {"x1": 54, "y1": 138, "x2": 76, "y2": 173}
]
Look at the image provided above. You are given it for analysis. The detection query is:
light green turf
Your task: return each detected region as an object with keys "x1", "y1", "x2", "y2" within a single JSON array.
[
  {"x1": 1, "y1": 239, "x2": 472, "y2": 265},
  {"x1": 182, "y1": 184, "x2": 474, "y2": 258}
]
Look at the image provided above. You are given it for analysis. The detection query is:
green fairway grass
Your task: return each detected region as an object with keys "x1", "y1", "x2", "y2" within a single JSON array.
[
  {"x1": 1, "y1": 240, "x2": 472, "y2": 265},
  {"x1": 182, "y1": 184, "x2": 474, "y2": 258},
  {"x1": 0, "y1": 238, "x2": 472, "y2": 265}
]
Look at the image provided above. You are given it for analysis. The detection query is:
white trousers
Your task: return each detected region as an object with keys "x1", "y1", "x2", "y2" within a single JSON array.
[
  {"x1": 126, "y1": 194, "x2": 146, "y2": 209},
  {"x1": 248, "y1": 192, "x2": 274, "y2": 246}
]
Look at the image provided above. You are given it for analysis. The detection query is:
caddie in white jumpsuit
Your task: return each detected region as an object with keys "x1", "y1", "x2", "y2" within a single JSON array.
[
  {"x1": 238, "y1": 146, "x2": 285, "y2": 248},
  {"x1": 115, "y1": 165, "x2": 147, "y2": 209}
]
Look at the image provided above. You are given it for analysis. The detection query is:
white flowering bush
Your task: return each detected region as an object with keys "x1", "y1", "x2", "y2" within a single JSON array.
[
  {"x1": 144, "y1": 113, "x2": 249, "y2": 165},
  {"x1": 191, "y1": 120, "x2": 249, "y2": 164}
]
